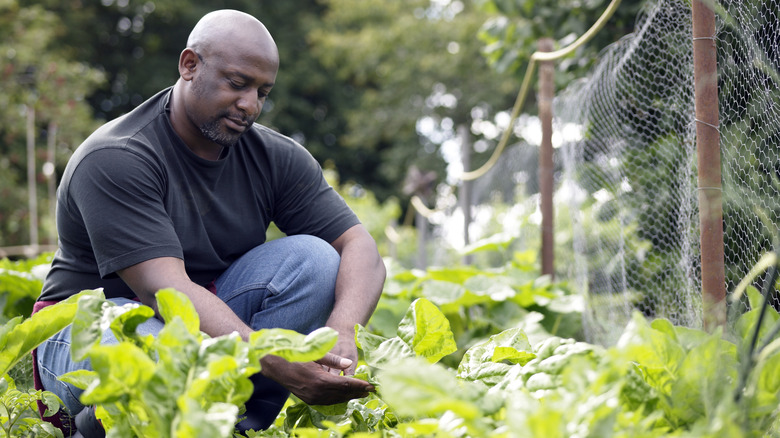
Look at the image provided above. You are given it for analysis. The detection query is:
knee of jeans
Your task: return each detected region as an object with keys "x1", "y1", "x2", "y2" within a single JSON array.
[
  {"x1": 37, "y1": 361, "x2": 84, "y2": 415},
  {"x1": 292, "y1": 235, "x2": 341, "y2": 278}
]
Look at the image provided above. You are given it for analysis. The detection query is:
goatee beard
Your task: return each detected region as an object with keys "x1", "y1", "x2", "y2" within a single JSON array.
[{"x1": 199, "y1": 119, "x2": 242, "y2": 147}]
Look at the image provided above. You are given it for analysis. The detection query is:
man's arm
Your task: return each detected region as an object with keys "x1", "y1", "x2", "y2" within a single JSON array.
[
  {"x1": 117, "y1": 256, "x2": 374, "y2": 404},
  {"x1": 118, "y1": 257, "x2": 254, "y2": 339},
  {"x1": 325, "y1": 224, "x2": 387, "y2": 374}
]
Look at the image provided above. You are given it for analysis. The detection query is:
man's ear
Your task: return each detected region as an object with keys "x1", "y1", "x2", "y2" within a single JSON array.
[{"x1": 178, "y1": 48, "x2": 199, "y2": 81}]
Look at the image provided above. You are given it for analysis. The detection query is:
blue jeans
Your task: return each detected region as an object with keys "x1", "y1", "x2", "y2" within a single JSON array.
[{"x1": 36, "y1": 235, "x2": 340, "y2": 431}]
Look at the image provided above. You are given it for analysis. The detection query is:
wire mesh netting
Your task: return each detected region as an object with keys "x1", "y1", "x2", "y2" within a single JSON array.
[
  {"x1": 719, "y1": 0, "x2": 780, "y2": 316},
  {"x1": 555, "y1": 0, "x2": 780, "y2": 345}
]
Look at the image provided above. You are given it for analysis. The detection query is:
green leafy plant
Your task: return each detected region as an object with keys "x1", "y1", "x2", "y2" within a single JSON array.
[
  {"x1": 0, "y1": 290, "x2": 98, "y2": 381},
  {"x1": 272, "y1": 255, "x2": 780, "y2": 438},
  {"x1": 0, "y1": 289, "x2": 100, "y2": 438},
  {"x1": 0, "y1": 254, "x2": 53, "y2": 324},
  {"x1": 0, "y1": 375, "x2": 63, "y2": 438},
  {"x1": 4, "y1": 246, "x2": 780, "y2": 437},
  {"x1": 276, "y1": 298, "x2": 455, "y2": 436},
  {"x1": 373, "y1": 245, "x2": 583, "y2": 369},
  {"x1": 59, "y1": 288, "x2": 339, "y2": 438},
  {"x1": 728, "y1": 249, "x2": 780, "y2": 433}
]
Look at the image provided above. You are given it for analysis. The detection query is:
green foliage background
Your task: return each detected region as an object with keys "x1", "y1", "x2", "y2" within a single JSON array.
[
  {"x1": 2, "y1": 0, "x2": 521, "y2": 248},
  {"x1": 1, "y1": 0, "x2": 642, "y2": 249},
  {"x1": 3, "y1": 249, "x2": 780, "y2": 437}
]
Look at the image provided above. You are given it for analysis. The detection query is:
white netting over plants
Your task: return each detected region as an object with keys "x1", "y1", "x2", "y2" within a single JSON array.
[
  {"x1": 718, "y1": 0, "x2": 780, "y2": 318},
  {"x1": 556, "y1": 0, "x2": 780, "y2": 345}
]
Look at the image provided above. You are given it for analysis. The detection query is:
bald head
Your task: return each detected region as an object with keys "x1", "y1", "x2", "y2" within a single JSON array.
[
  {"x1": 170, "y1": 9, "x2": 280, "y2": 158},
  {"x1": 186, "y1": 10, "x2": 278, "y2": 63}
]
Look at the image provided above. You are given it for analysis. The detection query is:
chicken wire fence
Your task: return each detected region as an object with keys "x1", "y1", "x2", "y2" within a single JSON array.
[{"x1": 555, "y1": 0, "x2": 780, "y2": 345}]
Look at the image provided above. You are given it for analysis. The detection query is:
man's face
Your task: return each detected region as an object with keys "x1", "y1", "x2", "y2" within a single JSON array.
[{"x1": 185, "y1": 46, "x2": 278, "y2": 148}]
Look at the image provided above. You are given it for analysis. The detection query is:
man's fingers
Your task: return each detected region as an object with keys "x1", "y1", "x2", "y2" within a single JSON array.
[
  {"x1": 316, "y1": 352, "x2": 352, "y2": 370},
  {"x1": 343, "y1": 376, "x2": 375, "y2": 393},
  {"x1": 273, "y1": 359, "x2": 376, "y2": 405}
]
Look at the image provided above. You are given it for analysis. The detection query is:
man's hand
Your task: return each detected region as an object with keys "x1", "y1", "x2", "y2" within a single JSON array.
[
  {"x1": 260, "y1": 352, "x2": 374, "y2": 405},
  {"x1": 321, "y1": 325, "x2": 360, "y2": 376}
]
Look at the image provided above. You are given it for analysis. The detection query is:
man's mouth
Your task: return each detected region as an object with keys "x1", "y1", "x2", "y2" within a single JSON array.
[{"x1": 224, "y1": 116, "x2": 249, "y2": 131}]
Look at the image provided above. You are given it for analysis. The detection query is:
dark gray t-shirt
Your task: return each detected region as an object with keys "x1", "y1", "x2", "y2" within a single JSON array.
[{"x1": 39, "y1": 88, "x2": 359, "y2": 301}]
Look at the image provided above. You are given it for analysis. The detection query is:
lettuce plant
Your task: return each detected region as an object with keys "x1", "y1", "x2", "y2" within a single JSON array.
[
  {"x1": 0, "y1": 289, "x2": 100, "y2": 438},
  {"x1": 58, "y1": 289, "x2": 339, "y2": 438}
]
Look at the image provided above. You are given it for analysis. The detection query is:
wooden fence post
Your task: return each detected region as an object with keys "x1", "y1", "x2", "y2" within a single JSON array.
[
  {"x1": 459, "y1": 124, "x2": 473, "y2": 265},
  {"x1": 26, "y1": 105, "x2": 39, "y2": 254},
  {"x1": 693, "y1": 0, "x2": 726, "y2": 330},
  {"x1": 538, "y1": 37, "x2": 555, "y2": 279}
]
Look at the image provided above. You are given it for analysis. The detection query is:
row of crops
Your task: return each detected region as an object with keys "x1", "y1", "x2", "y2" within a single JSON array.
[{"x1": 1, "y1": 245, "x2": 780, "y2": 437}]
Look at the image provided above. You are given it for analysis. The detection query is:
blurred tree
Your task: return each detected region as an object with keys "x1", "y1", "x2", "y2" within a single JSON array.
[
  {"x1": 22, "y1": 0, "x2": 233, "y2": 120},
  {"x1": 1, "y1": 0, "x2": 104, "y2": 247},
  {"x1": 8, "y1": 0, "x2": 572, "y2": 247},
  {"x1": 308, "y1": 0, "x2": 519, "y2": 201},
  {"x1": 18, "y1": 0, "x2": 371, "y2": 196},
  {"x1": 476, "y1": 0, "x2": 642, "y2": 85}
]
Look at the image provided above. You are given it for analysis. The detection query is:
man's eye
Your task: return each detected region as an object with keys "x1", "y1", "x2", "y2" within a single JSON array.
[{"x1": 229, "y1": 80, "x2": 245, "y2": 89}]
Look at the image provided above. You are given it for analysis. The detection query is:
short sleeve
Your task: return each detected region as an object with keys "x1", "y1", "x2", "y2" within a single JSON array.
[
  {"x1": 270, "y1": 143, "x2": 359, "y2": 242},
  {"x1": 64, "y1": 147, "x2": 183, "y2": 277}
]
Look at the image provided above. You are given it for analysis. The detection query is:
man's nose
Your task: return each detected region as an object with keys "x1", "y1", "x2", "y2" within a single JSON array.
[{"x1": 236, "y1": 89, "x2": 261, "y2": 117}]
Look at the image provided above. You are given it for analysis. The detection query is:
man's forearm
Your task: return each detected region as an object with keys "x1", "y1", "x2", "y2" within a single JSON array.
[
  {"x1": 326, "y1": 266, "x2": 385, "y2": 331},
  {"x1": 118, "y1": 256, "x2": 254, "y2": 341},
  {"x1": 326, "y1": 226, "x2": 386, "y2": 332},
  {"x1": 178, "y1": 281, "x2": 256, "y2": 341}
]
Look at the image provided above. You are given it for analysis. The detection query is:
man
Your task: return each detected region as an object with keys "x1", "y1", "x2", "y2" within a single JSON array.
[{"x1": 35, "y1": 9, "x2": 386, "y2": 436}]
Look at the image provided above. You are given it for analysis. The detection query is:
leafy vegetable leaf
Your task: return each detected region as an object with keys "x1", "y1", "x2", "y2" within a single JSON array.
[
  {"x1": 617, "y1": 312, "x2": 685, "y2": 395},
  {"x1": 377, "y1": 358, "x2": 495, "y2": 420},
  {"x1": 356, "y1": 329, "x2": 415, "y2": 368},
  {"x1": 425, "y1": 266, "x2": 484, "y2": 284},
  {"x1": 157, "y1": 288, "x2": 200, "y2": 336},
  {"x1": 668, "y1": 334, "x2": 736, "y2": 426},
  {"x1": 250, "y1": 327, "x2": 337, "y2": 363},
  {"x1": 397, "y1": 298, "x2": 457, "y2": 363},
  {"x1": 58, "y1": 369, "x2": 99, "y2": 391},
  {"x1": 460, "y1": 232, "x2": 515, "y2": 256},
  {"x1": 77, "y1": 343, "x2": 157, "y2": 405},
  {"x1": 175, "y1": 399, "x2": 239, "y2": 438},
  {"x1": 109, "y1": 304, "x2": 156, "y2": 349},
  {"x1": 70, "y1": 293, "x2": 116, "y2": 362},
  {"x1": 458, "y1": 328, "x2": 534, "y2": 385},
  {"x1": 0, "y1": 289, "x2": 102, "y2": 376}
]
